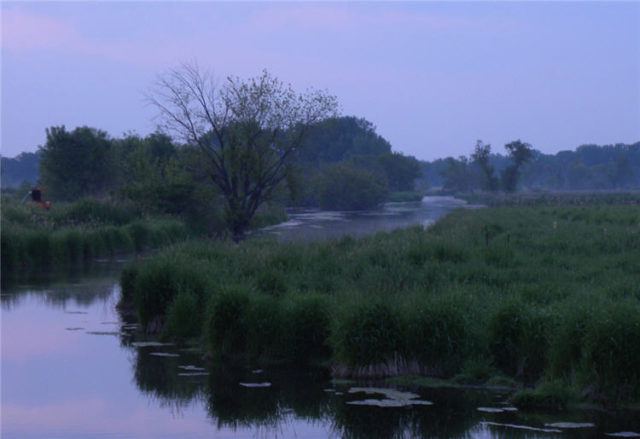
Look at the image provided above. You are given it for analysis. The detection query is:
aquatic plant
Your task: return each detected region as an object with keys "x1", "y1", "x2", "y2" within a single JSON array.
[{"x1": 121, "y1": 200, "x2": 640, "y2": 404}]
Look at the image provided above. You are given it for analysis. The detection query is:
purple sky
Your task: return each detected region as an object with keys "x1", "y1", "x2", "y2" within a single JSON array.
[{"x1": 2, "y1": 1, "x2": 639, "y2": 161}]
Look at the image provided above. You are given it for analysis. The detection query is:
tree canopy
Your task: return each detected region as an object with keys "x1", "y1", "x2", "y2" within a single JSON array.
[
  {"x1": 38, "y1": 126, "x2": 115, "y2": 200},
  {"x1": 148, "y1": 64, "x2": 339, "y2": 240}
]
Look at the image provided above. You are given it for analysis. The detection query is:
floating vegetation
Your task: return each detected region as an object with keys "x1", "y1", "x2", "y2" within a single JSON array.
[
  {"x1": 131, "y1": 341, "x2": 175, "y2": 348},
  {"x1": 178, "y1": 365, "x2": 206, "y2": 371},
  {"x1": 477, "y1": 407, "x2": 508, "y2": 413},
  {"x1": 348, "y1": 387, "x2": 420, "y2": 401},
  {"x1": 149, "y1": 352, "x2": 180, "y2": 357},
  {"x1": 239, "y1": 382, "x2": 272, "y2": 388},
  {"x1": 346, "y1": 387, "x2": 433, "y2": 408},
  {"x1": 606, "y1": 433, "x2": 640, "y2": 438},
  {"x1": 545, "y1": 422, "x2": 595, "y2": 429},
  {"x1": 482, "y1": 422, "x2": 562, "y2": 433},
  {"x1": 86, "y1": 331, "x2": 120, "y2": 336},
  {"x1": 178, "y1": 372, "x2": 209, "y2": 377},
  {"x1": 65, "y1": 327, "x2": 84, "y2": 331},
  {"x1": 64, "y1": 310, "x2": 88, "y2": 314},
  {"x1": 252, "y1": 369, "x2": 264, "y2": 374}
]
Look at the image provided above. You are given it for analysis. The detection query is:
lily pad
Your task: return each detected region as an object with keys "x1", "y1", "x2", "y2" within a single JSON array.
[
  {"x1": 477, "y1": 407, "x2": 506, "y2": 413},
  {"x1": 545, "y1": 422, "x2": 595, "y2": 429},
  {"x1": 347, "y1": 398, "x2": 407, "y2": 407},
  {"x1": 252, "y1": 369, "x2": 264, "y2": 374},
  {"x1": 86, "y1": 331, "x2": 119, "y2": 336},
  {"x1": 606, "y1": 433, "x2": 640, "y2": 438},
  {"x1": 65, "y1": 327, "x2": 84, "y2": 331},
  {"x1": 347, "y1": 398, "x2": 433, "y2": 408},
  {"x1": 149, "y1": 352, "x2": 180, "y2": 357},
  {"x1": 131, "y1": 341, "x2": 175, "y2": 348},
  {"x1": 178, "y1": 372, "x2": 209, "y2": 377},
  {"x1": 178, "y1": 365, "x2": 206, "y2": 371},
  {"x1": 482, "y1": 421, "x2": 562, "y2": 433},
  {"x1": 348, "y1": 387, "x2": 420, "y2": 401},
  {"x1": 239, "y1": 382, "x2": 272, "y2": 388}
]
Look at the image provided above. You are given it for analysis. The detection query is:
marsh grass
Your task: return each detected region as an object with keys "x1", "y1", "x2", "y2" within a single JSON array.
[
  {"x1": 1, "y1": 198, "x2": 189, "y2": 275},
  {"x1": 122, "y1": 201, "x2": 640, "y2": 404}
]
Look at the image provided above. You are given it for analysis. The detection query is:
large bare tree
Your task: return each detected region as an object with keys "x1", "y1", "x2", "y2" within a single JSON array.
[{"x1": 148, "y1": 64, "x2": 339, "y2": 240}]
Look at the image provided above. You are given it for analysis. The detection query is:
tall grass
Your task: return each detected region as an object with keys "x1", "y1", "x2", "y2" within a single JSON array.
[
  {"x1": 121, "y1": 202, "x2": 640, "y2": 404},
  {"x1": 1, "y1": 198, "x2": 189, "y2": 276}
]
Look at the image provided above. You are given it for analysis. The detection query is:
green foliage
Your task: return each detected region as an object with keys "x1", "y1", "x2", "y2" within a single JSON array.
[
  {"x1": 206, "y1": 288, "x2": 251, "y2": 358},
  {"x1": 315, "y1": 163, "x2": 389, "y2": 210},
  {"x1": 402, "y1": 295, "x2": 477, "y2": 376},
  {"x1": 510, "y1": 379, "x2": 576, "y2": 410},
  {"x1": 39, "y1": 126, "x2": 115, "y2": 200},
  {"x1": 123, "y1": 201, "x2": 640, "y2": 403},
  {"x1": 1, "y1": 197, "x2": 188, "y2": 276},
  {"x1": 332, "y1": 301, "x2": 403, "y2": 367}
]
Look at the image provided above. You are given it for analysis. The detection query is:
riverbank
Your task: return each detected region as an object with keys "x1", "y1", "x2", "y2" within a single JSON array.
[
  {"x1": 120, "y1": 201, "x2": 640, "y2": 407},
  {"x1": 1, "y1": 197, "x2": 190, "y2": 279}
]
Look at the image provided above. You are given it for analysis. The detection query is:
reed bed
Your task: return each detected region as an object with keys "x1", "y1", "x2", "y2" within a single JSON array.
[
  {"x1": 121, "y1": 203, "x2": 640, "y2": 404},
  {"x1": 1, "y1": 198, "x2": 189, "y2": 275}
]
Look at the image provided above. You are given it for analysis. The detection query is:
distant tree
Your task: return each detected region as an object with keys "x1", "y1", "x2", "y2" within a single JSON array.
[
  {"x1": 440, "y1": 156, "x2": 475, "y2": 192},
  {"x1": 298, "y1": 116, "x2": 391, "y2": 164},
  {"x1": 501, "y1": 140, "x2": 533, "y2": 192},
  {"x1": 376, "y1": 152, "x2": 422, "y2": 192},
  {"x1": 148, "y1": 64, "x2": 338, "y2": 241},
  {"x1": 315, "y1": 163, "x2": 388, "y2": 210},
  {"x1": 39, "y1": 126, "x2": 115, "y2": 200},
  {"x1": 471, "y1": 140, "x2": 498, "y2": 192},
  {"x1": 0, "y1": 151, "x2": 40, "y2": 188}
]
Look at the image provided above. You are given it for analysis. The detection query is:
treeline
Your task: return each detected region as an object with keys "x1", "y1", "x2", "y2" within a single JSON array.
[
  {"x1": 2, "y1": 117, "x2": 422, "y2": 218},
  {"x1": 294, "y1": 117, "x2": 422, "y2": 209},
  {"x1": 421, "y1": 141, "x2": 640, "y2": 192}
]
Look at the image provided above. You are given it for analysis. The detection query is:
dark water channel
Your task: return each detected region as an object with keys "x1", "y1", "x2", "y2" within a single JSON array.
[{"x1": 2, "y1": 198, "x2": 640, "y2": 438}]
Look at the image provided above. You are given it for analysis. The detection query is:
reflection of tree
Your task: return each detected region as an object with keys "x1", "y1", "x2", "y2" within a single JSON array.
[
  {"x1": 1, "y1": 263, "x2": 123, "y2": 310},
  {"x1": 129, "y1": 347, "x2": 500, "y2": 439},
  {"x1": 133, "y1": 346, "x2": 206, "y2": 406}
]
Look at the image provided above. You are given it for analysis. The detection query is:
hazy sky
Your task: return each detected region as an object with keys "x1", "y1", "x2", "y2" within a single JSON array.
[{"x1": 2, "y1": 1, "x2": 639, "y2": 161}]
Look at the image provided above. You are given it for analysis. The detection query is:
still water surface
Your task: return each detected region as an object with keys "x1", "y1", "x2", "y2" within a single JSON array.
[{"x1": 3, "y1": 198, "x2": 640, "y2": 438}]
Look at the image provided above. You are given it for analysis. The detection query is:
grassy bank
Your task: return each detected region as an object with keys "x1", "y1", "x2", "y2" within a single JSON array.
[
  {"x1": 1, "y1": 197, "x2": 189, "y2": 277},
  {"x1": 120, "y1": 201, "x2": 640, "y2": 406}
]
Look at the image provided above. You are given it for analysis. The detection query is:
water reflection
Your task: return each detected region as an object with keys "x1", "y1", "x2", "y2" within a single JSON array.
[
  {"x1": 259, "y1": 196, "x2": 473, "y2": 241},
  {"x1": 4, "y1": 200, "x2": 640, "y2": 438}
]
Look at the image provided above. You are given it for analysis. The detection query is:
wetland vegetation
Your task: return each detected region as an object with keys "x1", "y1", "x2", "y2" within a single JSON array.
[{"x1": 120, "y1": 199, "x2": 640, "y2": 408}]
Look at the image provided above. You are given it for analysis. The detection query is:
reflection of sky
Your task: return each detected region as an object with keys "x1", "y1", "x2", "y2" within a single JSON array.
[
  {"x1": 259, "y1": 196, "x2": 473, "y2": 241},
  {"x1": 1, "y1": 281, "x2": 336, "y2": 438}
]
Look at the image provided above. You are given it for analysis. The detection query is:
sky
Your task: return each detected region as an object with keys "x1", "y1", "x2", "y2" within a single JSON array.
[{"x1": 1, "y1": 1, "x2": 639, "y2": 161}]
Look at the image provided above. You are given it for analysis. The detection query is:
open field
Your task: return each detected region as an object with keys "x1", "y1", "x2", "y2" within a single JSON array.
[{"x1": 121, "y1": 199, "x2": 640, "y2": 406}]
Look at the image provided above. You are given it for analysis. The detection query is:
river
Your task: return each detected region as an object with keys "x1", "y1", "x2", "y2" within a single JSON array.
[{"x1": 2, "y1": 197, "x2": 639, "y2": 438}]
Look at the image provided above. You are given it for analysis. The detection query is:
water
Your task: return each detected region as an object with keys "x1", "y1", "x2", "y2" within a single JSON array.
[
  {"x1": 258, "y1": 196, "x2": 471, "y2": 241},
  {"x1": 3, "y1": 199, "x2": 640, "y2": 438}
]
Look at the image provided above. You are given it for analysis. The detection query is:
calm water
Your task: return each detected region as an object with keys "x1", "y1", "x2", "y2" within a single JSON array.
[{"x1": 2, "y1": 198, "x2": 640, "y2": 438}]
